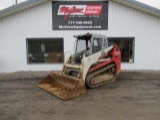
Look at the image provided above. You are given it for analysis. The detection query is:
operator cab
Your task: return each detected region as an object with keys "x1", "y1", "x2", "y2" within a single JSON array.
[{"x1": 74, "y1": 33, "x2": 108, "y2": 63}]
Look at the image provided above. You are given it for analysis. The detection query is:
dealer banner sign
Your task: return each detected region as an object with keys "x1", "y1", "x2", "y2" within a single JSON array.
[{"x1": 52, "y1": 1, "x2": 108, "y2": 30}]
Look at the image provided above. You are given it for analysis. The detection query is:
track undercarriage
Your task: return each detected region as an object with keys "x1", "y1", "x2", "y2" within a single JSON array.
[{"x1": 86, "y1": 64, "x2": 117, "y2": 88}]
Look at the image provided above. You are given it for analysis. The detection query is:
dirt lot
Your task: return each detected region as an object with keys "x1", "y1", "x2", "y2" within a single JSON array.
[{"x1": 0, "y1": 71, "x2": 160, "y2": 120}]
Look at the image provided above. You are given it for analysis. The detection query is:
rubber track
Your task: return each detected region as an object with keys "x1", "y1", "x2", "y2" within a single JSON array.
[{"x1": 86, "y1": 64, "x2": 117, "y2": 88}]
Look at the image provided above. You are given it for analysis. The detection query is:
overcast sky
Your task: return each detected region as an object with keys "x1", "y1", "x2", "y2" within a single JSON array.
[{"x1": 0, "y1": 0, "x2": 160, "y2": 10}]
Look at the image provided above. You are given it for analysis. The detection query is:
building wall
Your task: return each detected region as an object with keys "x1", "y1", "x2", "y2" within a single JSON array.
[
  {"x1": 109, "y1": 1, "x2": 160, "y2": 70},
  {"x1": 0, "y1": 1, "x2": 160, "y2": 72}
]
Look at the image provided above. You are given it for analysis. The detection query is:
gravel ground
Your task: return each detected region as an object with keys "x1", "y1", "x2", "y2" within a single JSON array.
[
  {"x1": 0, "y1": 70, "x2": 159, "y2": 81},
  {"x1": 0, "y1": 71, "x2": 160, "y2": 120},
  {"x1": 0, "y1": 71, "x2": 51, "y2": 81}
]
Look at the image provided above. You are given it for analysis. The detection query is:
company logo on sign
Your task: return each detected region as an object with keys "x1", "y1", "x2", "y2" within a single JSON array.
[{"x1": 58, "y1": 5, "x2": 102, "y2": 19}]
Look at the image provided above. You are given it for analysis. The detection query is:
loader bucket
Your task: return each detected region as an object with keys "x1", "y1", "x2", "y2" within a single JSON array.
[{"x1": 38, "y1": 72, "x2": 86, "y2": 100}]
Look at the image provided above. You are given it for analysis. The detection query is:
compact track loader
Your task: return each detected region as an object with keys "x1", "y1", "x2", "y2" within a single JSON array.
[{"x1": 38, "y1": 33, "x2": 121, "y2": 100}]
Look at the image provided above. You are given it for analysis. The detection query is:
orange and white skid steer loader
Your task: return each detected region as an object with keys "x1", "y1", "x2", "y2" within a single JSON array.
[{"x1": 38, "y1": 33, "x2": 121, "y2": 100}]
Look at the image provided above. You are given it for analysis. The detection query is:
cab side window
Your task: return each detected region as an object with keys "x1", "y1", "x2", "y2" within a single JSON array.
[
  {"x1": 92, "y1": 38, "x2": 103, "y2": 53},
  {"x1": 103, "y1": 39, "x2": 108, "y2": 48}
]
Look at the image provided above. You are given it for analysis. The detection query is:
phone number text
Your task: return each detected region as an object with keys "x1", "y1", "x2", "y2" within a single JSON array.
[{"x1": 68, "y1": 21, "x2": 92, "y2": 25}]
